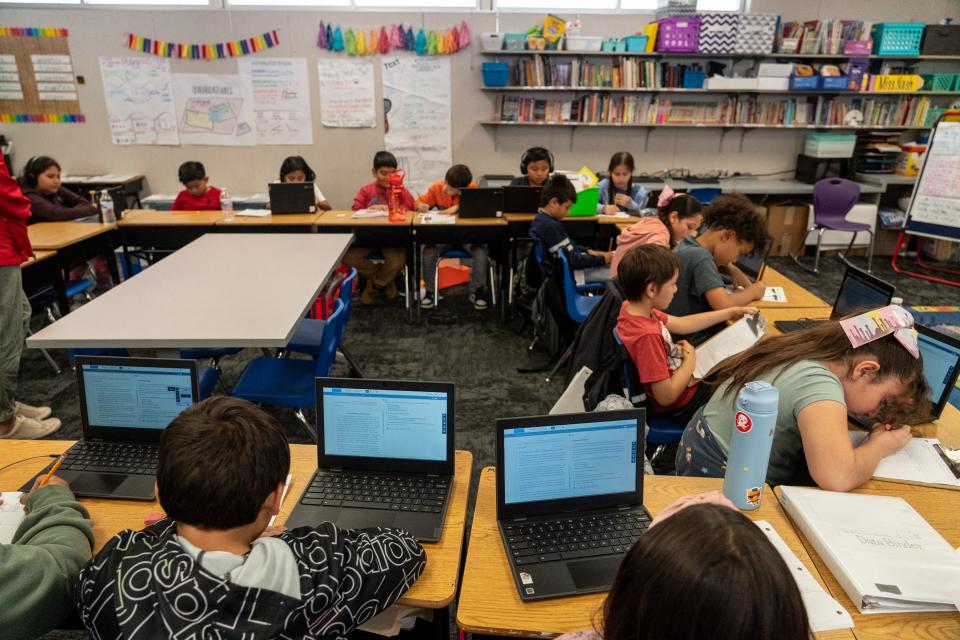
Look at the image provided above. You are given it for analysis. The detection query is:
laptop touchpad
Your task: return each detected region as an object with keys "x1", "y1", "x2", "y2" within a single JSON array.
[
  {"x1": 72, "y1": 473, "x2": 126, "y2": 495},
  {"x1": 338, "y1": 510, "x2": 396, "y2": 531},
  {"x1": 568, "y1": 556, "x2": 622, "y2": 590}
]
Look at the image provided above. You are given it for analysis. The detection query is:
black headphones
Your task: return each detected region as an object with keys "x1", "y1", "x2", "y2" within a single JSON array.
[
  {"x1": 22, "y1": 156, "x2": 40, "y2": 187},
  {"x1": 520, "y1": 147, "x2": 555, "y2": 175}
]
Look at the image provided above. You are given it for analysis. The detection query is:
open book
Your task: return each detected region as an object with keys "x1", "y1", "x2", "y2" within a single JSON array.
[
  {"x1": 850, "y1": 433, "x2": 960, "y2": 490},
  {"x1": 779, "y1": 486, "x2": 960, "y2": 614},
  {"x1": 0, "y1": 492, "x2": 25, "y2": 544},
  {"x1": 693, "y1": 314, "x2": 766, "y2": 379}
]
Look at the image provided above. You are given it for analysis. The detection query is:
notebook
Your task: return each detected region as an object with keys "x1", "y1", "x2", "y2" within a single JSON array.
[{"x1": 693, "y1": 313, "x2": 766, "y2": 379}]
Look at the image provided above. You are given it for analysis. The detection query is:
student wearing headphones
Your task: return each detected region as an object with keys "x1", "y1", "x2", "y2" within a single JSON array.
[
  {"x1": 511, "y1": 147, "x2": 554, "y2": 188},
  {"x1": 18, "y1": 156, "x2": 98, "y2": 223}
]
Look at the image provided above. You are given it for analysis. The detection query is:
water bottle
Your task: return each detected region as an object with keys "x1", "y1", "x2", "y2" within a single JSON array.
[
  {"x1": 99, "y1": 190, "x2": 116, "y2": 224},
  {"x1": 722, "y1": 381, "x2": 779, "y2": 510},
  {"x1": 220, "y1": 189, "x2": 234, "y2": 221}
]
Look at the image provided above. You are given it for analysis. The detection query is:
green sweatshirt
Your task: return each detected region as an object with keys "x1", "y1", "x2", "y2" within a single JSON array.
[{"x1": 0, "y1": 484, "x2": 93, "y2": 640}]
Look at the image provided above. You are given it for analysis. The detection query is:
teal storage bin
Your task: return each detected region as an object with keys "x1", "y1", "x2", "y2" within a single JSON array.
[
  {"x1": 872, "y1": 23, "x2": 925, "y2": 56},
  {"x1": 625, "y1": 35, "x2": 649, "y2": 52},
  {"x1": 568, "y1": 187, "x2": 600, "y2": 217},
  {"x1": 482, "y1": 62, "x2": 510, "y2": 87},
  {"x1": 503, "y1": 33, "x2": 527, "y2": 51}
]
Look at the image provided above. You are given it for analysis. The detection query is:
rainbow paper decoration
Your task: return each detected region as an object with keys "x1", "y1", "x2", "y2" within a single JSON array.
[
  {"x1": 0, "y1": 27, "x2": 69, "y2": 37},
  {"x1": 124, "y1": 30, "x2": 279, "y2": 59},
  {"x1": 317, "y1": 20, "x2": 470, "y2": 56},
  {"x1": 0, "y1": 114, "x2": 85, "y2": 123}
]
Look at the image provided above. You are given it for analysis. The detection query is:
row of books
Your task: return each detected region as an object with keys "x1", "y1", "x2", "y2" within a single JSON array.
[
  {"x1": 779, "y1": 20, "x2": 873, "y2": 55},
  {"x1": 513, "y1": 56, "x2": 705, "y2": 90},
  {"x1": 494, "y1": 94, "x2": 933, "y2": 127}
]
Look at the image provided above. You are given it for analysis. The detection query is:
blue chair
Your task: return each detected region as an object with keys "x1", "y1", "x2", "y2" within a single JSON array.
[
  {"x1": 231, "y1": 299, "x2": 346, "y2": 441},
  {"x1": 432, "y1": 247, "x2": 497, "y2": 308},
  {"x1": 555, "y1": 251, "x2": 603, "y2": 324},
  {"x1": 689, "y1": 187, "x2": 721, "y2": 205},
  {"x1": 286, "y1": 268, "x2": 364, "y2": 377},
  {"x1": 31, "y1": 278, "x2": 95, "y2": 323}
]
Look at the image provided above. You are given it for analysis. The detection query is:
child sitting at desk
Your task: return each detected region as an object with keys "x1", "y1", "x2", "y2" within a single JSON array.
[
  {"x1": 76, "y1": 396, "x2": 426, "y2": 639},
  {"x1": 596, "y1": 152, "x2": 649, "y2": 216},
  {"x1": 665, "y1": 194, "x2": 767, "y2": 346},
  {"x1": 279, "y1": 155, "x2": 331, "y2": 211},
  {"x1": 510, "y1": 146, "x2": 553, "y2": 188},
  {"x1": 416, "y1": 164, "x2": 490, "y2": 309},
  {"x1": 530, "y1": 174, "x2": 612, "y2": 282},
  {"x1": 19, "y1": 156, "x2": 98, "y2": 223},
  {"x1": 677, "y1": 306, "x2": 929, "y2": 491},
  {"x1": 343, "y1": 150, "x2": 414, "y2": 305},
  {"x1": 0, "y1": 476, "x2": 94, "y2": 640},
  {"x1": 554, "y1": 491, "x2": 809, "y2": 640},
  {"x1": 172, "y1": 161, "x2": 222, "y2": 211},
  {"x1": 610, "y1": 188, "x2": 702, "y2": 278},
  {"x1": 616, "y1": 244, "x2": 757, "y2": 424}
]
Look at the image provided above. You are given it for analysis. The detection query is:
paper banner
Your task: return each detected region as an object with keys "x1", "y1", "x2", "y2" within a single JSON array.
[
  {"x1": 125, "y1": 30, "x2": 279, "y2": 59},
  {"x1": 318, "y1": 20, "x2": 469, "y2": 56}
]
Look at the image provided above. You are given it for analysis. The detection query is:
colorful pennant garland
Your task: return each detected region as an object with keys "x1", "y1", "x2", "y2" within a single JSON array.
[
  {"x1": 317, "y1": 21, "x2": 470, "y2": 56},
  {"x1": 0, "y1": 114, "x2": 85, "y2": 123},
  {"x1": 0, "y1": 27, "x2": 69, "y2": 37},
  {"x1": 124, "y1": 30, "x2": 280, "y2": 59}
]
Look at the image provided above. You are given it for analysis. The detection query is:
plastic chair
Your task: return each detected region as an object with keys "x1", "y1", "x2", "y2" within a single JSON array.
[
  {"x1": 688, "y1": 187, "x2": 721, "y2": 205},
  {"x1": 231, "y1": 299, "x2": 346, "y2": 442},
  {"x1": 432, "y1": 248, "x2": 497, "y2": 308},
  {"x1": 367, "y1": 249, "x2": 410, "y2": 309},
  {"x1": 792, "y1": 178, "x2": 873, "y2": 274},
  {"x1": 556, "y1": 251, "x2": 604, "y2": 324},
  {"x1": 286, "y1": 268, "x2": 364, "y2": 377}
]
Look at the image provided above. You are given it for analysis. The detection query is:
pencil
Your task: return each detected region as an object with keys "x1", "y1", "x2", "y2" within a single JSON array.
[{"x1": 38, "y1": 455, "x2": 64, "y2": 487}]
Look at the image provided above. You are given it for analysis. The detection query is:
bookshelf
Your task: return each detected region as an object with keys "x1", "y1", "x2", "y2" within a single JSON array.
[
  {"x1": 482, "y1": 51, "x2": 960, "y2": 61},
  {"x1": 481, "y1": 121, "x2": 920, "y2": 130},
  {"x1": 481, "y1": 87, "x2": 960, "y2": 97}
]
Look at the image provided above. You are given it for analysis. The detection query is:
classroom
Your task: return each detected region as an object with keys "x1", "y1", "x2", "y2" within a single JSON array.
[{"x1": 3, "y1": 0, "x2": 960, "y2": 638}]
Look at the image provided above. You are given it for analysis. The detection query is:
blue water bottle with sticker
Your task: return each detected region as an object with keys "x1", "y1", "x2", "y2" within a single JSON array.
[{"x1": 722, "y1": 381, "x2": 779, "y2": 510}]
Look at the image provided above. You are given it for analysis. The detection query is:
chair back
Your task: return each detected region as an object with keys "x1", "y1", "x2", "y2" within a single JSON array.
[
  {"x1": 688, "y1": 187, "x2": 721, "y2": 205},
  {"x1": 337, "y1": 267, "x2": 358, "y2": 326},
  {"x1": 556, "y1": 250, "x2": 588, "y2": 323},
  {"x1": 812, "y1": 178, "x2": 860, "y2": 226},
  {"x1": 314, "y1": 299, "x2": 346, "y2": 378}
]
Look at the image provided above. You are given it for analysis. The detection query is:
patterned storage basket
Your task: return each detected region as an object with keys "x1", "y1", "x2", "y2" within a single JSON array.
[
  {"x1": 872, "y1": 23, "x2": 925, "y2": 56},
  {"x1": 734, "y1": 13, "x2": 778, "y2": 54},
  {"x1": 699, "y1": 12, "x2": 740, "y2": 54},
  {"x1": 657, "y1": 17, "x2": 701, "y2": 53}
]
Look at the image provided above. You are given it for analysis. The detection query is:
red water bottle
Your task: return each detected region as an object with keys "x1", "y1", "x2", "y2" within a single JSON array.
[{"x1": 387, "y1": 169, "x2": 408, "y2": 223}]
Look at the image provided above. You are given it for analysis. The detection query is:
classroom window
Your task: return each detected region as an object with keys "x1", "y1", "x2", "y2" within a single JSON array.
[
  {"x1": 694, "y1": 0, "x2": 742, "y2": 9},
  {"x1": 495, "y1": 0, "x2": 618, "y2": 9},
  {"x1": 226, "y1": 0, "x2": 351, "y2": 5},
  {"x1": 0, "y1": 0, "x2": 81, "y2": 4},
  {"x1": 355, "y1": 0, "x2": 477, "y2": 6},
  {"x1": 84, "y1": 0, "x2": 211, "y2": 5}
]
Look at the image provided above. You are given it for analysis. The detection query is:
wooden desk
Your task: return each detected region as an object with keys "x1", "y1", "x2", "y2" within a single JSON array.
[
  {"x1": 118, "y1": 209, "x2": 226, "y2": 261},
  {"x1": 457, "y1": 469, "x2": 852, "y2": 639},
  {"x1": 760, "y1": 267, "x2": 829, "y2": 309},
  {"x1": 0, "y1": 442, "x2": 472, "y2": 615},
  {"x1": 317, "y1": 210, "x2": 413, "y2": 227},
  {"x1": 119, "y1": 209, "x2": 226, "y2": 226},
  {"x1": 26, "y1": 222, "x2": 120, "y2": 295},
  {"x1": 216, "y1": 211, "x2": 323, "y2": 232},
  {"x1": 20, "y1": 249, "x2": 56, "y2": 266},
  {"x1": 62, "y1": 174, "x2": 145, "y2": 208}
]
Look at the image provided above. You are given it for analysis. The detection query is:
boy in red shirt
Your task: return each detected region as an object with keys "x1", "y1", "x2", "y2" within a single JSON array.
[
  {"x1": 172, "y1": 162, "x2": 222, "y2": 211},
  {"x1": 615, "y1": 244, "x2": 757, "y2": 424}
]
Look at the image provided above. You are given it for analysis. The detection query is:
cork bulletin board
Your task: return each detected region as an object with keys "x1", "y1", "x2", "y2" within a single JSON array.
[{"x1": 0, "y1": 27, "x2": 84, "y2": 122}]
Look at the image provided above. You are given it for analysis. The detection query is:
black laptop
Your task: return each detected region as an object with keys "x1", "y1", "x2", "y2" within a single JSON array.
[
  {"x1": 28, "y1": 357, "x2": 199, "y2": 500},
  {"x1": 905, "y1": 325, "x2": 960, "y2": 423},
  {"x1": 284, "y1": 378, "x2": 455, "y2": 541},
  {"x1": 458, "y1": 187, "x2": 504, "y2": 218},
  {"x1": 269, "y1": 182, "x2": 316, "y2": 214},
  {"x1": 736, "y1": 235, "x2": 774, "y2": 283},
  {"x1": 497, "y1": 410, "x2": 650, "y2": 601},
  {"x1": 503, "y1": 186, "x2": 542, "y2": 214},
  {"x1": 774, "y1": 266, "x2": 895, "y2": 333}
]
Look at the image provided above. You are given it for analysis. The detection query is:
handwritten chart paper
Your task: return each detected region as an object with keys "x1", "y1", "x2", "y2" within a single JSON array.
[
  {"x1": 238, "y1": 57, "x2": 313, "y2": 145},
  {"x1": 317, "y1": 59, "x2": 375, "y2": 128},
  {"x1": 99, "y1": 57, "x2": 178, "y2": 146},
  {"x1": 382, "y1": 56, "x2": 452, "y2": 197},
  {"x1": 173, "y1": 73, "x2": 255, "y2": 146},
  {"x1": 910, "y1": 121, "x2": 960, "y2": 232}
]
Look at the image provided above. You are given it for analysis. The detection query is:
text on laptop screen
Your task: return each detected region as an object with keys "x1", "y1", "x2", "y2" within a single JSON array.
[
  {"x1": 918, "y1": 333, "x2": 960, "y2": 405},
  {"x1": 322, "y1": 387, "x2": 448, "y2": 461},
  {"x1": 833, "y1": 273, "x2": 891, "y2": 318},
  {"x1": 502, "y1": 420, "x2": 637, "y2": 505},
  {"x1": 82, "y1": 364, "x2": 194, "y2": 429}
]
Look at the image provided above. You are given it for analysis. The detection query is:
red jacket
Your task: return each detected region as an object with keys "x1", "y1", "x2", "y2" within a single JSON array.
[{"x1": 0, "y1": 161, "x2": 33, "y2": 266}]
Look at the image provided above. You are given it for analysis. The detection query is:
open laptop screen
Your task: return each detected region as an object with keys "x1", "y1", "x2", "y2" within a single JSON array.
[
  {"x1": 502, "y1": 418, "x2": 638, "y2": 506},
  {"x1": 80, "y1": 362, "x2": 195, "y2": 430},
  {"x1": 917, "y1": 327, "x2": 960, "y2": 419},
  {"x1": 321, "y1": 385, "x2": 449, "y2": 462},
  {"x1": 833, "y1": 269, "x2": 894, "y2": 319}
]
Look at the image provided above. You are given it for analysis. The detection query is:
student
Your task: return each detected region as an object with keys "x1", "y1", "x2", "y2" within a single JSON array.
[
  {"x1": 510, "y1": 146, "x2": 553, "y2": 187},
  {"x1": 677, "y1": 308, "x2": 930, "y2": 490},
  {"x1": 416, "y1": 164, "x2": 489, "y2": 309},
  {"x1": 665, "y1": 194, "x2": 767, "y2": 345},
  {"x1": 77, "y1": 396, "x2": 426, "y2": 638},
  {"x1": 611, "y1": 188, "x2": 703, "y2": 278},
  {"x1": 18, "y1": 156, "x2": 98, "y2": 222},
  {"x1": 531, "y1": 174, "x2": 612, "y2": 282},
  {"x1": 0, "y1": 476, "x2": 94, "y2": 640},
  {"x1": 617, "y1": 245, "x2": 757, "y2": 424},
  {"x1": 554, "y1": 491, "x2": 809, "y2": 640},
  {"x1": 597, "y1": 152, "x2": 648, "y2": 216},
  {"x1": 343, "y1": 151, "x2": 413, "y2": 305},
  {"x1": 172, "y1": 161, "x2": 222, "y2": 211},
  {"x1": 0, "y1": 160, "x2": 61, "y2": 439},
  {"x1": 279, "y1": 155, "x2": 331, "y2": 211}
]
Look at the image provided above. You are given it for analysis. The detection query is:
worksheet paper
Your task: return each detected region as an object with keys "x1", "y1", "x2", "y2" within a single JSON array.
[
  {"x1": 0, "y1": 492, "x2": 26, "y2": 544},
  {"x1": 763, "y1": 286, "x2": 787, "y2": 302},
  {"x1": 238, "y1": 58, "x2": 313, "y2": 145},
  {"x1": 317, "y1": 59, "x2": 376, "y2": 128},
  {"x1": 693, "y1": 315, "x2": 765, "y2": 379},
  {"x1": 172, "y1": 73, "x2": 256, "y2": 146},
  {"x1": 850, "y1": 434, "x2": 960, "y2": 489},
  {"x1": 753, "y1": 520, "x2": 854, "y2": 632},
  {"x1": 99, "y1": 57, "x2": 179, "y2": 146}
]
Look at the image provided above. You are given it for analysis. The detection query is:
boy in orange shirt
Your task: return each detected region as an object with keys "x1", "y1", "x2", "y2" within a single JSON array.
[{"x1": 416, "y1": 165, "x2": 490, "y2": 310}]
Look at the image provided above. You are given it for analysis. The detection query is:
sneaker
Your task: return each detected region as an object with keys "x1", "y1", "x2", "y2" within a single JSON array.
[
  {"x1": 420, "y1": 293, "x2": 434, "y2": 309},
  {"x1": 15, "y1": 401, "x2": 52, "y2": 421},
  {"x1": 0, "y1": 415, "x2": 62, "y2": 440},
  {"x1": 469, "y1": 289, "x2": 489, "y2": 310}
]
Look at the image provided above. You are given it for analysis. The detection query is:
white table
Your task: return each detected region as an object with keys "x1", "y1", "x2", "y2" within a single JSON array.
[{"x1": 26, "y1": 233, "x2": 351, "y2": 350}]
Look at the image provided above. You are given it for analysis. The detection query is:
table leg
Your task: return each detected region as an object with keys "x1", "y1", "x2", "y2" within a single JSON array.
[
  {"x1": 414, "y1": 229, "x2": 422, "y2": 325},
  {"x1": 432, "y1": 605, "x2": 449, "y2": 640},
  {"x1": 54, "y1": 268, "x2": 70, "y2": 316}
]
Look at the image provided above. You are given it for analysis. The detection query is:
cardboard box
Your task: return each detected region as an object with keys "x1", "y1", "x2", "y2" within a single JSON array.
[{"x1": 764, "y1": 202, "x2": 810, "y2": 256}]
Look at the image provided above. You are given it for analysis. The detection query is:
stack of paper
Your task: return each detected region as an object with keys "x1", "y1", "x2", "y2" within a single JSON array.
[
  {"x1": 353, "y1": 209, "x2": 388, "y2": 219},
  {"x1": 235, "y1": 209, "x2": 271, "y2": 218},
  {"x1": 0, "y1": 492, "x2": 25, "y2": 544},
  {"x1": 851, "y1": 434, "x2": 960, "y2": 489},
  {"x1": 418, "y1": 213, "x2": 456, "y2": 225}
]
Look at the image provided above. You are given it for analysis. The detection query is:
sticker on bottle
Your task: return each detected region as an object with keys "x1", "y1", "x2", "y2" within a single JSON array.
[
  {"x1": 746, "y1": 486, "x2": 762, "y2": 506},
  {"x1": 735, "y1": 411, "x2": 752, "y2": 433}
]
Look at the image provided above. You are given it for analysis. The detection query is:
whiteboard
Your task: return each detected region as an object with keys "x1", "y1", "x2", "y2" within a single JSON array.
[{"x1": 904, "y1": 119, "x2": 960, "y2": 242}]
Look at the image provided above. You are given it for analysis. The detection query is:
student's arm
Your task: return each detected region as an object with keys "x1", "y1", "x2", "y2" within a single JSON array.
[
  {"x1": 798, "y1": 402, "x2": 912, "y2": 492},
  {"x1": 573, "y1": 246, "x2": 607, "y2": 269},
  {"x1": 351, "y1": 188, "x2": 368, "y2": 211},
  {"x1": 317, "y1": 199, "x2": 332, "y2": 211},
  {"x1": 0, "y1": 482, "x2": 93, "y2": 639},
  {"x1": 415, "y1": 185, "x2": 437, "y2": 213},
  {"x1": 172, "y1": 192, "x2": 187, "y2": 211},
  {"x1": 27, "y1": 191, "x2": 98, "y2": 222},
  {"x1": 665, "y1": 306, "x2": 757, "y2": 335},
  {"x1": 649, "y1": 340, "x2": 697, "y2": 406},
  {"x1": 704, "y1": 282, "x2": 766, "y2": 310}
]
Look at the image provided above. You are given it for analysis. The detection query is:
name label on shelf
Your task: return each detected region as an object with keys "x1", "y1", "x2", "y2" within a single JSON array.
[{"x1": 872, "y1": 75, "x2": 924, "y2": 93}]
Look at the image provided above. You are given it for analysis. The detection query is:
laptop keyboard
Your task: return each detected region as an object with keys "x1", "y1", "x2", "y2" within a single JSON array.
[
  {"x1": 504, "y1": 510, "x2": 651, "y2": 565},
  {"x1": 775, "y1": 318, "x2": 824, "y2": 333},
  {"x1": 60, "y1": 442, "x2": 158, "y2": 475},
  {"x1": 300, "y1": 471, "x2": 449, "y2": 513}
]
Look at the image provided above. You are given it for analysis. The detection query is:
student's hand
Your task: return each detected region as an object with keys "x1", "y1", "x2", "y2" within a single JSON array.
[
  {"x1": 371, "y1": 204, "x2": 388, "y2": 211},
  {"x1": 613, "y1": 193, "x2": 631, "y2": 207},
  {"x1": 259, "y1": 525, "x2": 288, "y2": 538},
  {"x1": 868, "y1": 423, "x2": 912, "y2": 457},
  {"x1": 416, "y1": 202, "x2": 430, "y2": 213},
  {"x1": 447, "y1": 203, "x2": 459, "y2": 215},
  {"x1": 728, "y1": 306, "x2": 759, "y2": 321},
  {"x1": 651, "y1": 491, "x2": 737, "y2": 528},
  {"x1": 586, "y1": 249, "x2": 613, "y2": 264},
  {"x1": 602, "y1": 204, "x2": 620, "y2": 215},
  {"x1": 747, "y1": 281, "x2": 766, "y2": 300},
  {"x1": 677, "y1": 340, "x2": 695, "y2": 361},
  {"x1": 19, "y1": 475, "x2": 70, "y2": 512}
]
